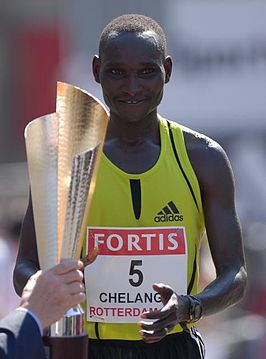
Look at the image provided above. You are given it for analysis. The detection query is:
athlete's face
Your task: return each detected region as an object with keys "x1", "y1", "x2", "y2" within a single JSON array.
[{"x1": 93, "y1": 31, "x2": 172, "y2": 123}]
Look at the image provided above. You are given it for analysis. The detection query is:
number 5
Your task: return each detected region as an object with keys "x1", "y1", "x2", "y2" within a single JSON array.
[{"x1": 129, "y1": 260, "x2": 143, "y2": 287}]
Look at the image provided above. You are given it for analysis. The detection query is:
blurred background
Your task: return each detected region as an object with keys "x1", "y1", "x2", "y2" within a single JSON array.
[{"x1": 0, "y1": 0, "x2": 265, "y2": 357}]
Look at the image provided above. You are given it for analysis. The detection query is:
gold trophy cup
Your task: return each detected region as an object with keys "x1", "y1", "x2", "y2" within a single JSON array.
[{"x1": 24, "y1": 82, "x2": 108, "y2": 358}]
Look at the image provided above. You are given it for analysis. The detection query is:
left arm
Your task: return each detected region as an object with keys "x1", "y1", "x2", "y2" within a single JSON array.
[
  {"x1": 139, "y1": 137, "x2": 247, "y2": 343},
  {"x1": 189, "y1": 139, "x2": 247, "y2": 315}
]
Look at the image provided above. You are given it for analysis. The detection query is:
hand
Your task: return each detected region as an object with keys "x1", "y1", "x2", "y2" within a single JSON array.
[
  {"x1": 81, "y1": 246, "x2": 98, "y2": 267},
  {"x1": 138, "y1": 283, "x2": 189, "y2": 343},
  {"x1": 19, "y1": 259, "x2": 86, "y2": 329}
]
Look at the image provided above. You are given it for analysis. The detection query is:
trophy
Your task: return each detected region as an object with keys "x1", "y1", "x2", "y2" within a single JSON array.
[{"x1": 24, "y1": 82, "x2": 109, "y2": 358}]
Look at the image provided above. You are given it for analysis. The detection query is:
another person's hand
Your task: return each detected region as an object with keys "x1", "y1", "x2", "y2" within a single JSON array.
[
  {"x1": 81, "y1": 246, "x2": 98, "y2": 268},
  {"x1": 138, "y1": 283, "x2": 189, "y2": 343},
  {"x1": 19, "y1": 259, "x2": 85, "y2": 330}
]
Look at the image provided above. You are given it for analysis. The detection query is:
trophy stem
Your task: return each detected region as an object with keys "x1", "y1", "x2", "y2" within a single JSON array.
[
  {"x1": 43, "y1": 304, "x2": 88, "y2": 358},
  {"x1": 43, "y1": 334, "x2": 88, "y2": 359},
  {"x1": 49, "y1": 304, "x2": 85, "y2": 336}
]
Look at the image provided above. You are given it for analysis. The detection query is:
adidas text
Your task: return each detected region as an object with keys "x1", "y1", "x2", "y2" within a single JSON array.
[{"x1": 154, "y1": 214, "x2": 183, "y2": 223}]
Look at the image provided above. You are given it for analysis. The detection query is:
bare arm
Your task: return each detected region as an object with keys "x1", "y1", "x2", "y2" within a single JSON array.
[
  {"x1": 13, "y1": 191, "x2": 98, "y2": 296},
  {"x1": 139, "y1": 134, "x2": 247, "y2": 342},
  {"x1": 188, "y1": 136, "x2": 247, "y2": 315},
  {"x1": 13, "y1": 192, "x2": 40, "y2": 296}
]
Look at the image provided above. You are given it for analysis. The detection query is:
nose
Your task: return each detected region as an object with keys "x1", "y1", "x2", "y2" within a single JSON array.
[{"x1": 122, "y1": 74, "x2": 141, "y2": 96}]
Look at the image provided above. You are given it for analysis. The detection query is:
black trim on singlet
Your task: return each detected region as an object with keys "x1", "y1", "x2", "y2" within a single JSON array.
[
  {"x1": 167, "y1": 121, "x2": 199, "y2": 212},
  {"x1": 95, "y1": 322, "x2": 100, "y2": 339},
  {"x1": 187, "y1": 248, "x2": 197, "y2": 294},
  {"x1": 129, "y1": 179, "x2": 141, "y2": 220}
]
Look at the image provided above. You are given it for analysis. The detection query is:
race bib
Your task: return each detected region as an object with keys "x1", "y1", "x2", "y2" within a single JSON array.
[{"x1": 84, "y1": 227, "x2": 188, "y2": 323}]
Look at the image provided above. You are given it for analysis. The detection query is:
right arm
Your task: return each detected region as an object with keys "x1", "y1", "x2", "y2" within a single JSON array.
[
  {"x1": 19, "y1": 259, "x2": 85, "y2": 330},
  {"x1": 13, "y1": 192, "x2": 40, "y2": 296},
  {"x1": 1, "y1": 259, "x2": 85, "y2": 359}
]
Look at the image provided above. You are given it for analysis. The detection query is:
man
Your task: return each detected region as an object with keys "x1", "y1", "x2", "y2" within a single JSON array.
[
  {"x1": 1, "y1": 259, "x2": 85, "y2": 359},
  {"x1": 14, "y1": 14, "x2": 247, "y2": 358}
]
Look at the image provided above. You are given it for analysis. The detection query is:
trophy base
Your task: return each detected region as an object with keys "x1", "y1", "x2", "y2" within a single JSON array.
[{"x1": 43, "y1": 333, "x2": 88, "y2": 359}]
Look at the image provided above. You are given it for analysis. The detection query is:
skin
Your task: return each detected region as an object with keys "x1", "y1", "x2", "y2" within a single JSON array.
[
  {"x1": 14, "y1": 30, "x2": 247, "y2": 344},
  {"x1": 19, "y1": 259, "x2": 85, "y2": 330},
  {"x1": 138, "y1": 131, "x2": 247, "y2": 343},
  {"x1": 13, "y1": 194, "x2": 98, "y2": 293},
  {"x1": 93, "y1": 31, "x2": 172, "y2": 174}
]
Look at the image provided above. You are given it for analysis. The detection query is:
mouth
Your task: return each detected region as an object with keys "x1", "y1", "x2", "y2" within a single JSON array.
[{"x1": 119, "y1": 99, "x2": 145, "y2": 105}]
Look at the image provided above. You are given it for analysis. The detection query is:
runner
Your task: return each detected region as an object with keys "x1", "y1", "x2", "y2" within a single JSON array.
[{"x1": 14, "y1": 14, "x2": 247, "y2": 358}]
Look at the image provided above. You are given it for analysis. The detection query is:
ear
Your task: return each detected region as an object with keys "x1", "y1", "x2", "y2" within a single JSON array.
[
  {"x1": 92, "y1": 55, "x2": 101, "y2": 83},
  {"x1": 164, "y1": 56, "x2": 172, "y2": 84}
]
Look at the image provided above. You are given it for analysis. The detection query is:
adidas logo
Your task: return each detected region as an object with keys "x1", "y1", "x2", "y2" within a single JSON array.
[{"x1": 154, "y1": 201, "x2": 183, "y2": 223}]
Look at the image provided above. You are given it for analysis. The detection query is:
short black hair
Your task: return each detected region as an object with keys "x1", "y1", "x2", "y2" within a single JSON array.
[{"x1": 99, "y1": 14, "x2": 167, "y2": 58}]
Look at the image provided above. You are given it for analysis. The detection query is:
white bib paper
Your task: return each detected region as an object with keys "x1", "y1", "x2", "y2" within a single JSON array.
[{"x1": 84, "y1": 227, "x2": 188, "y2": 323}]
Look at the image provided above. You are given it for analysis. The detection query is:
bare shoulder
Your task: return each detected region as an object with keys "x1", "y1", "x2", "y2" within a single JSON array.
[{"x1": 181, "y1": 126, "x2": 234, "y2": 196}]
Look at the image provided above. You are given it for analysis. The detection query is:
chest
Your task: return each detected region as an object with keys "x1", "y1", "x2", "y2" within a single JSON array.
[
  {"x1": 103, "y1": 140, "x2": 160, "y2": 174},
  {"x1": 89, "y1": 153, "x2": 199, "y2": 229}
]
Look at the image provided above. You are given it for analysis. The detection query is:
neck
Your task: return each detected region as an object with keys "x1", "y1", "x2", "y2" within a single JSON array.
[{"x1": 106, "y1": 111, "x2": 160, "y2": 144}]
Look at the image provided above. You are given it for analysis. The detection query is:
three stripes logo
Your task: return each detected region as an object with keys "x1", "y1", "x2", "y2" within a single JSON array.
[{"x1": 154, "y1": 201, "x2": 183, "y2": 223}]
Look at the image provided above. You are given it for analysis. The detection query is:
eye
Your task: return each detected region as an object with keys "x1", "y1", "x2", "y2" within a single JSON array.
[
  {"x1": 141, "y1": 68, "x2": 155, "y2": 75},
  {"x1": 110, "y1": 69, "x2": 123, "y2": 75}
]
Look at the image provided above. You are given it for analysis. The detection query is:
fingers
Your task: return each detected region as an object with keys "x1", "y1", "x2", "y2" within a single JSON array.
[
  {"x1": 152, "y1": 283, "x2": 174, "y2": 305},
  {"x1": 20, "y1": 260, "x2": 87, "y2": 329},
  {"x1": 141, "y1": 283, "x2": 175, "y2": 320},
  {"x1": 43, "y1": 277, "x2": 86, "y2": 309},
  {"x1": 59, "y1": 269, "x2": 84, "y2": 285},
  {"x1": 152, "y1": 282, "x2": 174, "y2": 295},
  {"x1": 138, "y1": 315, "x2": 176, "y2": 344},
  {"x1": 142, "y1": 298, "x2": 175, "y2": 320},
  {"x1": 68, "y1": 291, "x2": 86, "y2": 307},
  {"x1": 51, "y1": 259, "x2": 84, "y2": 275},
  {"x1": 139, "y1": 327, "x2": 168, "y2": 343},
  {"x1": 61, "y1": 281, "x2": 86, "y2": 308},
  {"x1": 81, "y1": 246, "x2": 98, "y2": 268},
  {"x1": 138, "y1": 283, "x2": 180, "y2": 343},
  {"x1": 139, "y1": 324, "x2": 176, "y2": 344},
  {"x1": 65, "y1": 281, "x2": 85, "y2": 296},
  {"x1": 139, "y1": 316, "x2": 175, "y2": 333},
  {"x1": 38, "y1": 260, "x2": 85, "y2": 301},
  {"x1": 138, "y1": 309, "x2": 174, "y2": 344}
]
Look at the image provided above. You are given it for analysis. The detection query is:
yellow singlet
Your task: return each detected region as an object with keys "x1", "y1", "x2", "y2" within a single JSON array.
[{"x1": 83, "y1": 116, "x2": 205, "y2": 340}]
